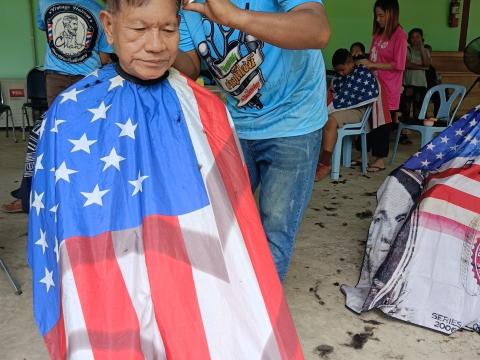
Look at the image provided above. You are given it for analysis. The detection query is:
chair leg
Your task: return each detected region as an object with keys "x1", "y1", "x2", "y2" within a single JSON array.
[
  {"x1": 5, "y1": 112, "x2": 9, "y2": 138},
  {"x1": 389, "y1": 123, "x2": 403, "y2": 165},
  {"x1": 331, "y1": 134, "x2": 344, "y2": 181},
  {"x1": 342, "y1": 136, "x2": 353, "y2": 167},
  {"x1": 420, "y1": 129, "x2": 434, "y2": 148},
  {"x1": 22, "y1": 105, "x2": 29, "y2": 141},
  {"x1": 361, "y1": 133, "x2": 368, "y2": 175},
  {"x1": 8, "y1": 110, "x2": 17, "y2": 142},
  {"x1": 0, "y1": 256, "x2": 22, "y2": 295}
]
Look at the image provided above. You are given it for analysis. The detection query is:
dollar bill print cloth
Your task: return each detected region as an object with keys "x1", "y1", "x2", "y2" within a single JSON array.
[{"x1": 342, "y1": 105, "x2": 480, "y2": 334}]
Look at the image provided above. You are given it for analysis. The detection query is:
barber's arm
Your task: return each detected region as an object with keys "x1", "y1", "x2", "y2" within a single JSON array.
[
  {"x1": 183, "y1": 0, "x2": 330, "y2": 49},
  {"x1": 174, "y1": 50, "x2": 201, "y2": 80}
]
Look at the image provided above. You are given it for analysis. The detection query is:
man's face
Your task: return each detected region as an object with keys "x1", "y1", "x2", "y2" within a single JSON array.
[
  {"x1": 101, "y1": 0, "x2": 179, "y2": 80},
  {"x1": 365, "y1": 177, "x2": 411, "y2": 278},
  {"x1": 334, "y1": 59, "x2": 354, "y2": 77}
]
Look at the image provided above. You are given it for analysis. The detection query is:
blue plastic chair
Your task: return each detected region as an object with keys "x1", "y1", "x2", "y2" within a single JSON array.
[
  {"x1": 331, "y1": 105, "x2": 372, "y2": 181},
  {"x1": 390, "y1": 84, "x2": 466, "y2": 164}
]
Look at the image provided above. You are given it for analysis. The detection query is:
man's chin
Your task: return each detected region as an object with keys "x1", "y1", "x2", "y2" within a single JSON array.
[{"x1": 132, "y1": 68, "x2": 169, "y2": 81}]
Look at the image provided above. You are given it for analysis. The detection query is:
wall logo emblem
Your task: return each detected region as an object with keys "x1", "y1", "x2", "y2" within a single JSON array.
[{"x1": 45, "y1": 4, "x2": 98, "y2": 63}]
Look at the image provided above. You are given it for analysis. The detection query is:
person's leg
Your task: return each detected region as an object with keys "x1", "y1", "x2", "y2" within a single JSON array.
[
  {"x1": 315, "y1": 115, "x2": 337, "y2": 180},
  {"x1": 368, "y1": 120, "x2": 392, "y2": 171},
  {"x1": 316, "y1": 108, "x2": 366, "y2": 180},
  {"x1": 239, "y1": 139, "x2": 260, "y2": 193},
  {"x1": 412, "y1": 86, "x2": 427, "y2": 119},
  {"x1": 253, "y1": 130, "x2": 321, "y2": 281}
]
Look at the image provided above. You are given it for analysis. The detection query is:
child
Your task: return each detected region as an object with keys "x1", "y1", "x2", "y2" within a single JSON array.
[
  {"x1": 401, "y1": 28, "x2": 430, "y2": 120},
  {"x1": 27, "y1": 0, "x2": 302, "y2": 358},
  {"x1": 350, "y1": 41, "x2": 367, "y2": 61},
  {"x1": 315, "y1": 48, "x2": 378, "y2": 181}
]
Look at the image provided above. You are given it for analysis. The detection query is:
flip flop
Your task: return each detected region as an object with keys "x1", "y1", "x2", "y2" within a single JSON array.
[
  {"x1": 1, "y1": 199, "x2": 24, "y2": 213},
  {"x1": 350, "y1": 160, "x2": 363, "y2": 166},
  {"x1": 367, "y1": 165, "x2": 386, "y2": 173}
]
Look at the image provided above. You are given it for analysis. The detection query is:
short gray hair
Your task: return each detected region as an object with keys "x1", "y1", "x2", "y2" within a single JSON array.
[{"x1": 105, "y1": 0, "x2": 181, "y2": 14}]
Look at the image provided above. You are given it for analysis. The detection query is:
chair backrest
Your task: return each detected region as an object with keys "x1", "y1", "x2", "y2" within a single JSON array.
[
  {"x1": 418, "y1": 84, "x2": 466, "y2": 125},
  {"x1": 26, "y1": 67, "x2": 47, "y2": 101}
]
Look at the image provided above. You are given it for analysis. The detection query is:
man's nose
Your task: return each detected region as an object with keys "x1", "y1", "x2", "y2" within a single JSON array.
[{"x1": 145, "y1": 29, "x2": 166, "y2": 53}]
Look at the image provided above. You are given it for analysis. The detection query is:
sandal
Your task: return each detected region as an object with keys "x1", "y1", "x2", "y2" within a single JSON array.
[
  {"x1": 1, "y1": 199, "x2": 24, "y2": 213},
  {"x1": 367, "y1": 165, "x2": 386, "y2": 173},
  {"x1": 350, "y1": 160, "x2": 363, "y2": 166}
]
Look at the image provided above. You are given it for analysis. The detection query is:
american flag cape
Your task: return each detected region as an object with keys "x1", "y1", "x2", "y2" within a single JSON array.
[
  {"x1": 327, "y1": 65, "x2": 391, "y2": 128},
  {"x1": 342, "y1": 105, "x2": 480, "y2": 334},
  {"x1": 27, "y1": 63, "x2": 303, "y2": 359}
]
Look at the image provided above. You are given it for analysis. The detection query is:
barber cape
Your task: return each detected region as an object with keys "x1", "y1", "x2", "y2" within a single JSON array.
[
  {"x1": 342, "y1": 106, "x2": 480, "y2": 334},
  {"x1": 28, "y1": 63, "x2": 303, "y2": 359},
  {"x1": 328, "y1": 65, "x2": 391, "y2": 128}
]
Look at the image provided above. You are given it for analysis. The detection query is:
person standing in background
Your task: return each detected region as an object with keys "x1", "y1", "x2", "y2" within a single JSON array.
[
  {"x1": 358, "y1": 0, "x2": 407, "y2": 172},
  {"x1": 401, "y1": 28, "x2": 430, "y2": 120},
  {"x1": 175, "y1": 0, "x2": 330, "y2": 282},
  {"x1": 1, "y1": 0, "x2": 112, "y2": 214}
]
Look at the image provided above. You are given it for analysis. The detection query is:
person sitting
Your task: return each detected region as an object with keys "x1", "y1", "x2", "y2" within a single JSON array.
[
  {"x1": 315, "y1": 48, "x2": 378, "y2": 181},
  {"x1": 27, "y1": 0, "x2": 302, "y2": 358}
]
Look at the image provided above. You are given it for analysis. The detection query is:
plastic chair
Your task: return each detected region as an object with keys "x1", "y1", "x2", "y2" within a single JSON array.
[
  {"x1": 0, "y1": 82, "x2": 17, "y2": 142},
  {"x1": 331, "y1": 105, "x2": 372, "y2": 181},
  {"x1": 22, "y1": 68, "x2": 48, "y2": 141},
  {"x1": 390, "y1": 84, "x2": 466, "y2": 164}
]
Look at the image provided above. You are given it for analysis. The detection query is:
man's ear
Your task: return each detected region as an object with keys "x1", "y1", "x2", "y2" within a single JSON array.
[{"x1": 100, "y1": 10, "x2": 114, "y2": 45}]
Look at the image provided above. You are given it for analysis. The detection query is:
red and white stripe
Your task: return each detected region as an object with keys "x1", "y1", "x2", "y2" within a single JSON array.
[
  {"x1": 168, "y1": 69, "x2": 302, "y2": 359},
  {"x1": 371, "y1": 77, "x2": 391, "y2": 129},
  {"x1": 419, "y1": 157, "x2": 480, "y2": 242}
]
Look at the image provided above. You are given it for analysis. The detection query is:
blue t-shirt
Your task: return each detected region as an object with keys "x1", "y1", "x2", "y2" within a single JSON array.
[
  {"x1": 179, "y1": 0, "x2": 327, "y2": 140},
  {"x1": 37, "y1": 0, "x2": 112, "y2": 76}
]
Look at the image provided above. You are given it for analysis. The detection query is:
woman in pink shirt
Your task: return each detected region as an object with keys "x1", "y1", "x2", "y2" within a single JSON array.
[{"x1": 359, "y1": 0, "x2": 407, "y2": 171}]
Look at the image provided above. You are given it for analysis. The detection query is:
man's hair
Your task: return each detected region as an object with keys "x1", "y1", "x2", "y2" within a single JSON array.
[
  {"x1": 350, "y1": 42, "x2": 365, "y2": 54},
  {"x1": 332, "y1": 48, "x2": 352, "y2": 68},
  {"x1": 105, "y1": 0, "x2": 181, "y2": 13},
  {"x1": 373, "y1": 0, "x2": 400, "y2": 40}
]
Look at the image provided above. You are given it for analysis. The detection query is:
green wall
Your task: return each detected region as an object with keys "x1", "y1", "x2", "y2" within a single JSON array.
[
  {"x1": 0, "y1": 0, "x2": 36, "y2": 78},
  {"x1": 323, "y1": 0, "x2": 479, "y2": 69},
  {"x1": 1, "y1": 0, "x2": 479, "y2": 77},
  {"x1": 467, "y1": 0, "x2": 480, "y2": 47}
]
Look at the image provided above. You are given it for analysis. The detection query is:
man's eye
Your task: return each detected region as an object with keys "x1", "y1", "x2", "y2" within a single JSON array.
[
  {"x1": 131, "y1": 27, "x2": 146, "y2": 32},
  {"x1": 163, "y1": 27, "x2": 177, "y2": 33}
]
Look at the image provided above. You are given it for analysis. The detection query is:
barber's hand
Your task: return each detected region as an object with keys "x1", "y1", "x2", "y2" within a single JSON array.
[
  {"x1": 357, "y1": 59, "x2": 373, "y2": 69},
  {"x1": 183, "y1": 0, "x2": 242, "y2": 28}
]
